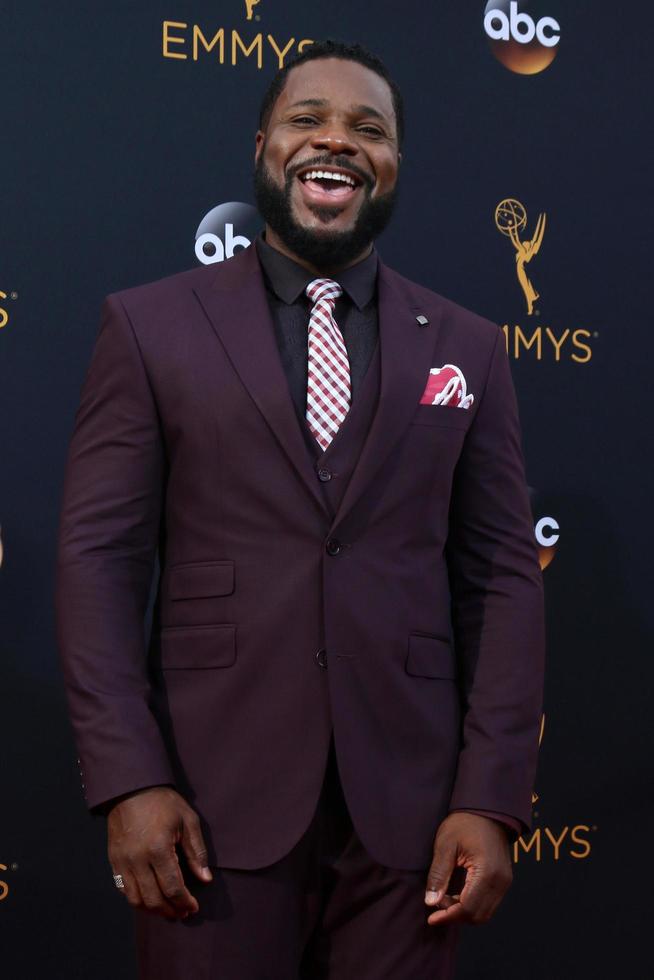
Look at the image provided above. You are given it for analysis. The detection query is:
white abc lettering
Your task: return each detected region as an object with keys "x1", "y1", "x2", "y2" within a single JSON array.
[
  {"x1": 536, "y1": 16, "x2": 560, "y2": 47},
  {"x1": 224, "y1": 223, "x2": 250, "y2": 256},
  {"x1": 535, "y1": 516, "x2": 560, "y2": 547},
  {"x1": 195, "y1": 224, "x2": 251, "y2": 265},
  {"x1": 195, "y1": 232, "x2": 224, "y2": 264},
  {"x1": 484, "y1": 3, "x2": 560, "y2": 47},
  {"x1": 484, "y1": 10, "x2": 510, "y2": 40},
  {"x1": 511, "y1": 2, "x2": 536, "y2": 43}
]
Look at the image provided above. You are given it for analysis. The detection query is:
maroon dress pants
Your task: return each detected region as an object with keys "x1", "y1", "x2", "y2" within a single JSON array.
[{"x1": 134, "y1": 735, "x2": 461, "y2": 979}]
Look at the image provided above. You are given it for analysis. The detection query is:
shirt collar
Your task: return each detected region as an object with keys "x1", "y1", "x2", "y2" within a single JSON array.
[{"x1": 255, "y1": 233, "x2": 378, "y2": 311}]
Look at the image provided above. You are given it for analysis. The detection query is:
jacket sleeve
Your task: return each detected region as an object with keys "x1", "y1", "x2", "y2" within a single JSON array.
[
  {"x1": 449, "y1": 808, "x2": 524, "y2": 843},
  {"x1": 55, "y1": 294, "x2": 175, "y2": 812},
  {"x1": 445, "y1": 325, "x2": 545, "y2": 837}
]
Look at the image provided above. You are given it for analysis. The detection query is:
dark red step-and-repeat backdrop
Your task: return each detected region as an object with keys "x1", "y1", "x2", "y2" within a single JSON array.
[{"x1": 1, "y1": 2, "x2": 650, "y2": 976}]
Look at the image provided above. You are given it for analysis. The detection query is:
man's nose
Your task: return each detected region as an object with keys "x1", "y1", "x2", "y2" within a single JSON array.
[{"x1": 309, "y1": 128, "x2": 358, "y2": 157}]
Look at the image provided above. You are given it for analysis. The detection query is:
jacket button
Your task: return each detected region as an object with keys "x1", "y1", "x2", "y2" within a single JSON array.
[
  {"x1": 316, "y1": 648, "x2": 328, "y2": 668},
  {"x1": 326, "y1": 538, "x2": 341, "y2": 556},
  {"x1": 317, "y1": 467, "x2": 332, "y2": 482}
]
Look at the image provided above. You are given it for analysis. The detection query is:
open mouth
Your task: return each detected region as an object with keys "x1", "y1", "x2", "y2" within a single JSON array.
[{"x1": 296, "y1": 166, "x2": 365, "y2": 204}]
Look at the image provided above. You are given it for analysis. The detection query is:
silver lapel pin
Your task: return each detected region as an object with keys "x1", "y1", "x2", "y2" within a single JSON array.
[{"x1": 415, "y1": 314, "x2": 429, "y2": 326}]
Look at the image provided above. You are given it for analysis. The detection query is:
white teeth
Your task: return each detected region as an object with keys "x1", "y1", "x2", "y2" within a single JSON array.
[{"x1": 302, "y1": 170, "x2": 356, "y2": 187}]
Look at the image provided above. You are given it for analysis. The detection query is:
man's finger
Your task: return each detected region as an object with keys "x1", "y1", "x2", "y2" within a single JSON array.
[
  {"x1": 113, "y1": 867, "x2": 143, "y2": 910},
  {"x1": 429, "y1": 865, "x2": 509, "y2": 926},
  {"x1": 425, "y1": 836, "x2": 457, "y2": 906},
  {"x1": 435, "y1": 892, "x2": 459, "y2": 909},
  {"x1": 150, "y1": 847, "x2": 199, "y2": 917},
  {"x1": 427, "y1": 900, "x2": 470, "y2": 927},
  {"x1": 180, "y1": 813, "x2": 213, "y2": 883},
  {"x1": 457, "y1": 864, "x2": 510, "y2": 924},
  {"x1": 134, "y1": 863, "x2": 179, "y2": 921}
]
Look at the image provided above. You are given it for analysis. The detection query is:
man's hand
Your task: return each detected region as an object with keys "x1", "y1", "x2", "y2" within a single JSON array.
[
  {"x1": 423, "y1": 812, "x2": 512, "y2": 926},
  {"x1": 107, "y1": 785, "x2": 213, "y2": 921}
]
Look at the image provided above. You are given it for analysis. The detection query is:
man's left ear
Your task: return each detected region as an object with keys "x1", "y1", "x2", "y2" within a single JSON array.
[{"x1": 254, "y1": 130, "x2": 265, "y2": 163}]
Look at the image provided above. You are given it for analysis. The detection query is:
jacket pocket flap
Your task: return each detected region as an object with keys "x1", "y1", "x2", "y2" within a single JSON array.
[
  {"x1": 169, "y1": 561, "x2": 234, "y2": 600},
  {"x1": 160, "y1": 624, "x2": 236, "y2": 669},
  {"x1": 405, "y1": 632, "x2": 456, "y2": 679}
]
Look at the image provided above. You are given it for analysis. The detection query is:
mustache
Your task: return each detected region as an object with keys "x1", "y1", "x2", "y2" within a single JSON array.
[{"x1": 285, "y1": 155, "x2": 374, "y2": 191}]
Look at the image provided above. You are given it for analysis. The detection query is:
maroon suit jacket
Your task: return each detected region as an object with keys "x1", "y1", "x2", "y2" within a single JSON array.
[{"x1": 55, "y1": 244, "x2": 545, "y2": 870}]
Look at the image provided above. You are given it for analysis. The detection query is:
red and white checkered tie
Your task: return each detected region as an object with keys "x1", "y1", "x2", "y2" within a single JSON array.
[{"x1": 305, "y1": 278, "x2": 351, "y2": 451}]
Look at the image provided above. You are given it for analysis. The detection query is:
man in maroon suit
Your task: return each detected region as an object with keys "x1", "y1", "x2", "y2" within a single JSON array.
[{"x1": 56, "y1": 40, "x2": 545, "y2": 980}]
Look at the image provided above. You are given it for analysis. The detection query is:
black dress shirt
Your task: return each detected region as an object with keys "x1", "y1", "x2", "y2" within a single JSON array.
[{"x1": 254, "y1": 233, "x2": 379, "y2": 431}]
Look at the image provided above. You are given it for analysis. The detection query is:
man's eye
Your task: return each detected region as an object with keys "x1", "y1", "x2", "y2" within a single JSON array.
[
  {"x1": 293, "y1": 116, "x2": 318, "y2": 125},
  {"x1": 358, "y1": 126, "x2": 383, "y2": 137}
]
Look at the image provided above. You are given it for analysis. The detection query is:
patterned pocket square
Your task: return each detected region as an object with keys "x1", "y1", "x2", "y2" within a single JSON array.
[{"x1": 419, "y1": 364, "x2": 474, "y2": 409}]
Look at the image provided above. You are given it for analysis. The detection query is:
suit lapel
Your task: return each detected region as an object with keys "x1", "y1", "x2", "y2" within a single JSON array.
[
  {"x1": 192, "y1": 247, "x2": 443, "y2": 531},
  {"x1": 329, "y1": 261, "x2": 443, "y2": 532},
  {"x1": 192, "y1": 247, "x2": 331, "y2": 518}
]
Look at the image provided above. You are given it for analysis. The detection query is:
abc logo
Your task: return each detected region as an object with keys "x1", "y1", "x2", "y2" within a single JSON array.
[
  {"x1": 529, "y1": 487, "x2": 559, "y2": 571},
  {"x1": 535, "y1": 516, "x2": 559, "y2": 570},
  {"x1": 484, "y1": 1, "x2": 560, "y2": 75},
  {"x1": 195, "y1": 202, "x2": 262, "y2": 265}
]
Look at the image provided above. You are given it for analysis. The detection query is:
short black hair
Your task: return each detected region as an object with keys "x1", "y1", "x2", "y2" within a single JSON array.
[{"x1": 258, "y1": 40, "x2": 404, "y2": 150}]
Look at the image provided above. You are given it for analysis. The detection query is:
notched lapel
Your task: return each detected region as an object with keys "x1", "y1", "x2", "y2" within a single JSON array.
[
  {"x1": 329, "y1": 263, "x2": 443, "y2": 532},
  {"x1": 192, "y1": 247, "x2": 330, "y2": 518}
]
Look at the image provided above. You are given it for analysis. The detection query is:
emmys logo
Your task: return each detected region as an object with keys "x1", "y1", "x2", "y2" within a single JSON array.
[
  {"x1": 514, "y1": 716, "x2": 596, "y2": 864},
  {"x1": 484, "y1": 1, "x2": 560, "y2": 75},
  {"x1": 0, "y1": 865, "x2": 9, "y2": 901},
  {"x1": 514, "y1": 824, "x2": 593, "y2": 862},
  {"x1": 0, "y1": 291, "x2": 10, "y2": 330},
  {"x1": 532, "y1": 713, "x2": 545, "y2": 804},
  {"x1": 194, "y1": 202, "x2": 262, "y2": 265},
  {"x1": 520, "y1": 501, "x2": 596, "y2": 865},
  {"x1": 494, "y1": 198, "x2": 595, "y2": 363},
  {"x1": 0, "y1": 288, "x2": 18, "y2": 331},
  {"x1": 163, "y1": 0, "x2": 312, "y2": 70},
  {"x1": 495, "y1": 198, "x2": 546, "y2": 316}
]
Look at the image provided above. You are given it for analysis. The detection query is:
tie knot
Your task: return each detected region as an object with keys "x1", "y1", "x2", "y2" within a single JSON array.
[{"x1": 306, "y1": 278, "x2": 343, "y2": 308}]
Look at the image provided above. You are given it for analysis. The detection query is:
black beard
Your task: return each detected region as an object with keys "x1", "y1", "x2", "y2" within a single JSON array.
[{"x1": 253, "y1": 154, "x2": 398, "y2": 270}]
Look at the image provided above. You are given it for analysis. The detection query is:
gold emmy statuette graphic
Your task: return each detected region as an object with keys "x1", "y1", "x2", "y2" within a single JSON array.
[
  {"x1": 245, "y1": 0, "x2": 261, "y2": 19},
  {"x1": 0, "y1": 291, "x2": 9, "y2": 329},
  {"x1": 0, "y1": 866, "x2": 9, "y2": 902},
  {"x1": 495, "y1": 198, "x2": 546, "y2": 315},
  {"x1": 531, "y1": 713, "x2": 545, "y2": 804}
]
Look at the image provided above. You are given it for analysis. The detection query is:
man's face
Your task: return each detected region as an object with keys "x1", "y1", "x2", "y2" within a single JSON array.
[{"x1": 253, "y1": 57, "x2": 401, "y2": 269}]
